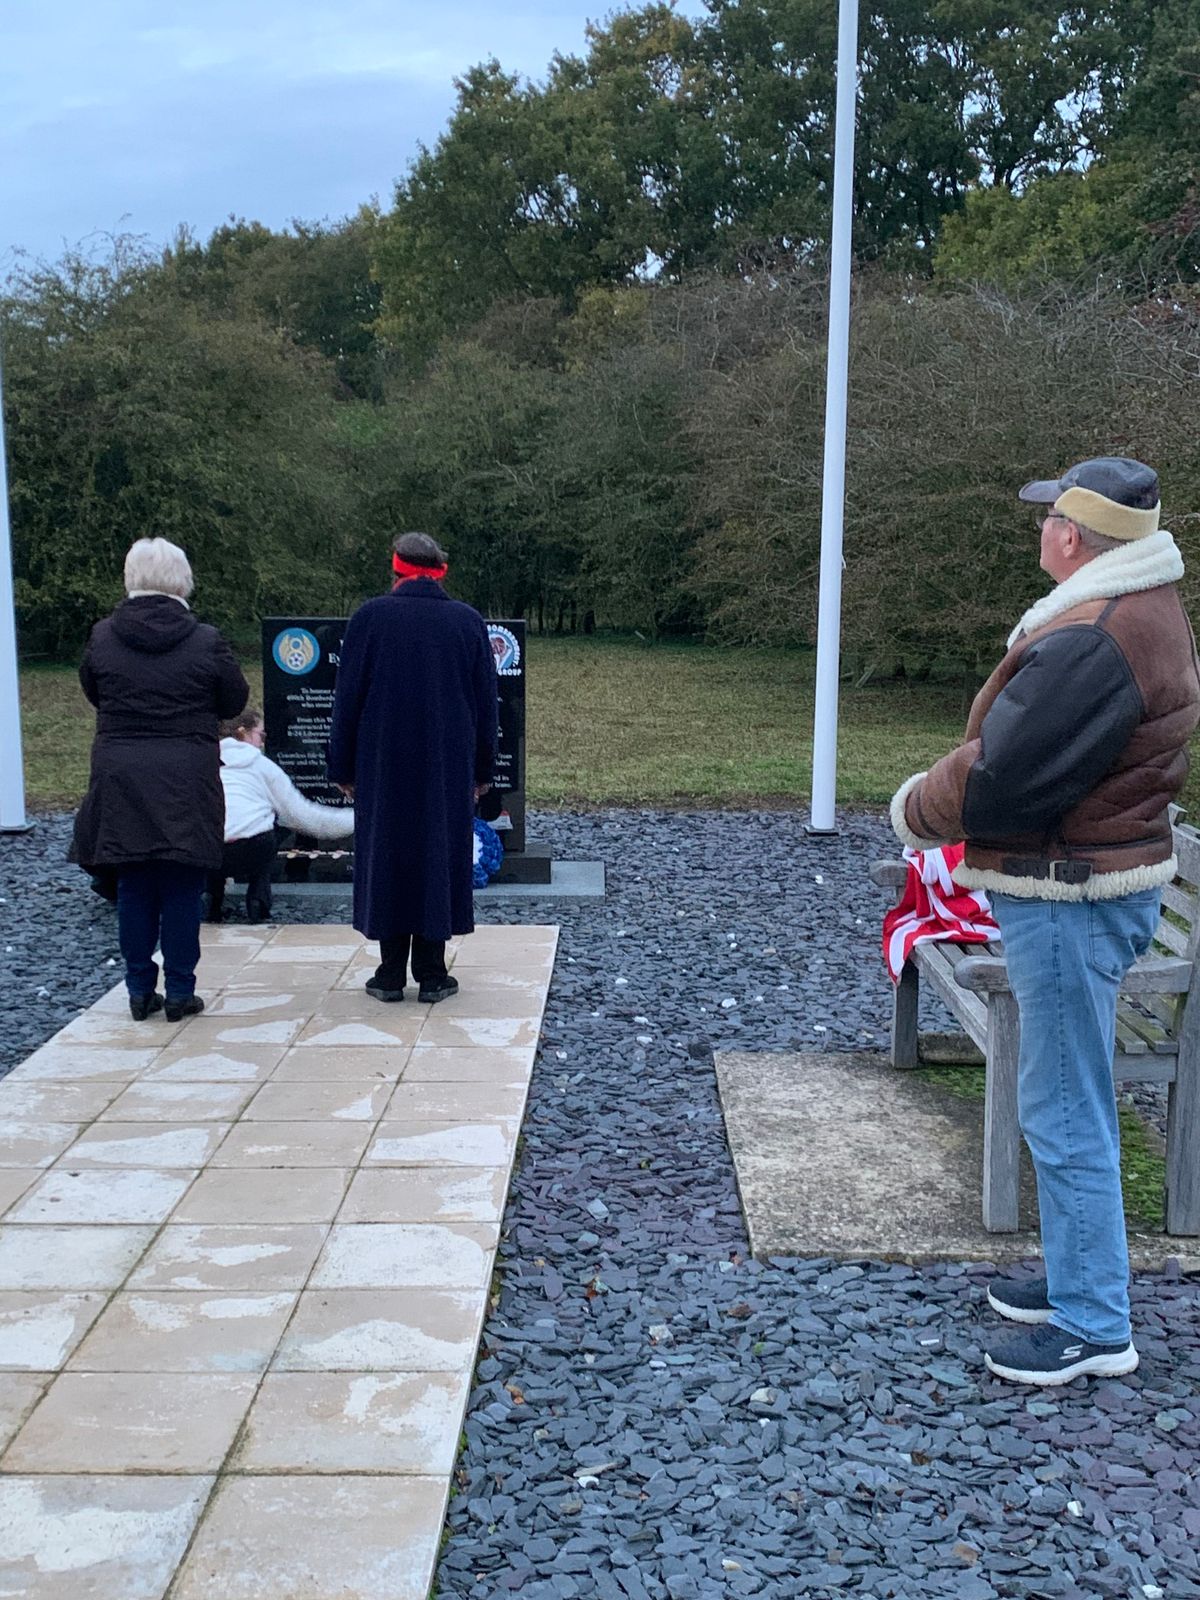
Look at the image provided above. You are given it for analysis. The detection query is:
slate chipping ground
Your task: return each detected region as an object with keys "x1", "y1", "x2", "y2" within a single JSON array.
[{"x1": 2, "y1": 811, "x2": 1199, "y2": 1600}]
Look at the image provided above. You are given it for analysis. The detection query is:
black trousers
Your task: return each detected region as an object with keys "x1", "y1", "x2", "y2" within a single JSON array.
[
  {"x1": 207, "y1": 830, "x2": 276, "y2": 922},
  {"x1": 377, "y1": 935, "x2": 448, "y2": 988}
]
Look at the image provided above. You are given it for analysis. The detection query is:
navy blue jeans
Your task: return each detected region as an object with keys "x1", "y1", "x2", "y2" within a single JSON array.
[{"x1": 116, "y1": 863, "x2": 206, "y2": 1001}]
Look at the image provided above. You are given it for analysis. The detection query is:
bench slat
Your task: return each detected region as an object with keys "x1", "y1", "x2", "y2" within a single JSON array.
[
  {"x1": 1115, "y1": 1017, "x2": 1149, "y2": 1055},
  {"x1": 1117, "y1": 1003, "x2": 1177, "y2": 1054},
  {"x1": 1172, "y1": 824, "x2": 1200, "y2": 890},
  {"x1": 1154, "y1": 917, "x2": 1190, "y2": 958},
  {"x1": 1142, "y1": 992, "x2": 1183, "y2": 1033},
  {"x1": 1177, "y1": 825, "x2": 1200, "y2": 889},
  {"x1": 1161, "y1": 881, "x2": 1198, "y2": 924},
  {"x1": 910, "y1": 944, "x2": 989, "y2": 1045}
]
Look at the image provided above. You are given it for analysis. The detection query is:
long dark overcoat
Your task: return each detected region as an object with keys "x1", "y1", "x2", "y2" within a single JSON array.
[
  {"x1": 72, "y1": 596, "x2": 249, "y2": 872},
  {"x1": 327, "y1": 579, "x2": 499, "y2": 941}
]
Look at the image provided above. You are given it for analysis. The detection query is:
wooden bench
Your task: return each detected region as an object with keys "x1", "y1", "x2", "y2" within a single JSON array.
[{"x1": 871, "y1": 818, "x2": 1200, "y2": 1236}]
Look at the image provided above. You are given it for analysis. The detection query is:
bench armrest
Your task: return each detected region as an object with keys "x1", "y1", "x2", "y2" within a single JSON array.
[
  {"x1": 954, "y1": 957, "x2": 1011, "y2": 993},
  {"x1": 1120, "y1": 957, "x2": 1193, "y2": 995},
  {"x1": 869, "y1": 861, "x2": 908, "y2": 891},
  {"x1": 955, "y1": 952, "x2": 1194, "y2": 996}
]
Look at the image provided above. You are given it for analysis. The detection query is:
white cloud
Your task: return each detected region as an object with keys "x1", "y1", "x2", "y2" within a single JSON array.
[{"x1": 1, "y1": 0, "x2": 709, "y2": 259}]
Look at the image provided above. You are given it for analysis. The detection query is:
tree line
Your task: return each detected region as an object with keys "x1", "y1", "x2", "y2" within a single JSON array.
[{"x1": 4, "y1": 0, "x2": 1198, "y2": 668}]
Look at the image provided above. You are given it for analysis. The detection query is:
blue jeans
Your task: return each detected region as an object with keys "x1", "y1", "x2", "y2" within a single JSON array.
[
  {"x1": 991, "y1": 889, "x2": 1161, "y2": 1345},
  {"x1": 117, "y1": 863, "x2": 206, "y2": 1001}
]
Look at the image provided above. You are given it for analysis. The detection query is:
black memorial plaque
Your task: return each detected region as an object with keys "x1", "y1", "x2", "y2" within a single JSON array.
[
  {"x1": 486, "y1": 619, "x2": 527, "y2": 855},
  {"x1": 261, "y1": 618, "x2": 354, "y2": 882},
  {"x1": 259, "y1": 614, "x2": 534, "y2": 885}
]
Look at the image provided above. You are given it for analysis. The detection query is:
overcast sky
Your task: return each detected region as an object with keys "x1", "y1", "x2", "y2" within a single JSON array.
[{"x1": 2, "y1": 0, "x2": 707, "y2": 266}]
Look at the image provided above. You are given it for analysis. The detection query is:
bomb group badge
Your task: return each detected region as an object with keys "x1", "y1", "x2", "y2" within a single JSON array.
[
  {"x1": 487, "y1": 625, "x2": 522, "y2": 677},
  {"x1": 272, "y1": 627, "x2": 321, "y2": 677}
]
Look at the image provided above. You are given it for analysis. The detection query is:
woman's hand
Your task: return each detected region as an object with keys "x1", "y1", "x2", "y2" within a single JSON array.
[
  {"x1": 474, "y1": 782, "x2": 492, "y2": 802},
  {"x1": 337, "y1": 783, "x2": 355, "y2": 801}
]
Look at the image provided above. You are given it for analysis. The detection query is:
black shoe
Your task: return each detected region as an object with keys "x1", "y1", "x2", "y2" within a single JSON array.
[
  {"x1": 984, "y1": 1323, "x2": 1138, "y2": 1387},
  {"x1": 129, "y1": 992, "x2": 164, "y2": 1022},
  {"x1": 246, "y1": 899, "x2": 272, "y2": 924},
  {"x1": 164, "y1": 995, "x2": 205, "y2": 1023},
  {"x1": 987, "y1": 1275, "x2": 1052, "y2": 1325},
  {"x1": 365, "y1": 981, "x2": 405, "y2": 1003},
  {"x1": 418, "y1": 975, "x2": 459, "y2": 1004}
]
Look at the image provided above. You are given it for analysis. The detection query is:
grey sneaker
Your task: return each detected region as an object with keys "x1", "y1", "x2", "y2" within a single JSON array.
[
  {"x1": 987, "y1": 1275, "x2": 1052, "y2": 1325},
  {"x1": 985, "y1": 1323, "x2": 1138, "y2": 1387}
]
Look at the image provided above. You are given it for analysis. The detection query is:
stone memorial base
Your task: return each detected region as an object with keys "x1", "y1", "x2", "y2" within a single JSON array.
[
  {"x1": 493, "y1": 842, "x2": 553, "y2": 885},
  {"x1": 272, "y1": 858, "x2": 606, "y2": 903}
]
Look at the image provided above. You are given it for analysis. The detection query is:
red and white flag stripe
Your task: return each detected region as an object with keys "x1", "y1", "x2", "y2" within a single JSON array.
[{"x1": 882, "y1": 843, "x2": 999, "y2": 983}]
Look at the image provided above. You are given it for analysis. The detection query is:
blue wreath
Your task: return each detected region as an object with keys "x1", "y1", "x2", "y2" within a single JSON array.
[{"x1": 473, "y1": 818, "x2": 504, "y2": 887}]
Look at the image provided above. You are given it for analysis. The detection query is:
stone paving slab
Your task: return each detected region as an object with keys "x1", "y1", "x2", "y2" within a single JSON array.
[
  {"x1": 717, "y1": 1049, "x2": 1200, "y2": 1270},
  {"x1": 0, "y1": 921, "x2": 556, "y2": 1599}
]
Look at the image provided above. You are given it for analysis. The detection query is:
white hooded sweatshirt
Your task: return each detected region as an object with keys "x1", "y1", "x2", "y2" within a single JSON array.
[{"x1": 218, "y1": 738, "x2": 354, "y2": 843}]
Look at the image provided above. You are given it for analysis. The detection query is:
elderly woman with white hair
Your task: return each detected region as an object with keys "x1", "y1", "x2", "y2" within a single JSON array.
[{"x1": 72, "y1": 538, "x2": 248, "y2": 1020}]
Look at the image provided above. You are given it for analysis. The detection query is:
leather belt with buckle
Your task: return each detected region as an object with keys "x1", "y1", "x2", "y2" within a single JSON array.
[{"x1": 1002, "y1": 857, "x2": 1093, "y2": 884}]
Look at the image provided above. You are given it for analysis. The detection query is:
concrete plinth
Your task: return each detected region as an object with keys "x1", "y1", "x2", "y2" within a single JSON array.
[{"x1": 716, "y1": 1050, "x2": 1199, "y2": 1272}]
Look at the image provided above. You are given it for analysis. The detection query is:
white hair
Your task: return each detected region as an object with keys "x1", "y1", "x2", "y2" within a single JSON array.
[
  {"x1": 124, "y1": 538, "x2": 194, "y2": 599},
  {"x1": 1074, "y1": 520, "x2": 1125, "y2": 556}
]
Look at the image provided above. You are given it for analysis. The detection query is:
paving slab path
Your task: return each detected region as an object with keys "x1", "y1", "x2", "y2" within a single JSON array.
[{"x1": 0, "y1": 920, "x2": 557, "y2": 1599}]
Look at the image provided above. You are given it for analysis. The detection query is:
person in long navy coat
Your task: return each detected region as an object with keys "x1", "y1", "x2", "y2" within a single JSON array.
[{"x1": 327, "y1": 532, "x2": 498, "y2": 1002}]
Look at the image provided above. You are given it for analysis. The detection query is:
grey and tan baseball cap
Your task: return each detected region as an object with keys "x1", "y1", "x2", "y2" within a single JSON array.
[{"x1": 1019, "y1": 456, "x2": 1161, "y2": 541}]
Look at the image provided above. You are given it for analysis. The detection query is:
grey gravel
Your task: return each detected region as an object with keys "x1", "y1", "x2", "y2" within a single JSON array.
[{"x1": 3, "y1": 809, "x2": 1198, "y2": 1599}]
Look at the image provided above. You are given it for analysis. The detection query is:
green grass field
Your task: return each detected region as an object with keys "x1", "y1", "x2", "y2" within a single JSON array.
[
  {"x1": 19, "y1": 636, "x2": 972, "y2": 812},
  {"x1": 917, "y1": 1065, "x2": 1167, "y2": 1230},
  {"x1": 22, "y1": 633, "x2": 1200, "y2": 816}
]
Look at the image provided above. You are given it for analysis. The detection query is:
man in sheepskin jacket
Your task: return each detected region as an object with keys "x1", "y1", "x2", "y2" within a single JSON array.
[{"x1": 892, "y1": 457, "x2": 1200, "y2": 1387}]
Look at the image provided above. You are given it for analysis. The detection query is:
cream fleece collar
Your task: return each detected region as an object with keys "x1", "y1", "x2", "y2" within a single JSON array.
[{"x1": 1008, "y1": 529, "x2": 1183, "y2": 646}]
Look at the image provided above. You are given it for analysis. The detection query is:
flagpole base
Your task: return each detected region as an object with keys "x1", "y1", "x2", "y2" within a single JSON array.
[
  {"x1": 0, "y1": 821, "x2": 35, "y2": 835},
  {"x1": 804, "y1": 825, "x2": 840, "y2": 838}
]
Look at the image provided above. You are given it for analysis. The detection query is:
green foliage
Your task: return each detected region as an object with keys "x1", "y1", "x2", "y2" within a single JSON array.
[
  {"x1": 936, "y1": 1, "x2": 1200, "y2": 287},
  {"x1": 3, "y1": 240, "x2": 370, "y2": 656},
  {"x1": 158, "y1": 213, "x2": 385, "y2": 396},
  {"x1": 373, "y1": 9, "x2": 718, "y2": 359},
  {"x1": 373, "y1": 0, "x2": 1174, "y2": 340},
  {"x1": 363, "y1": 341, "x2": 568, "y2": 617}
]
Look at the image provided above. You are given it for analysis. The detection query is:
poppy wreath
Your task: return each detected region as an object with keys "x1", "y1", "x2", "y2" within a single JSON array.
[{"x1": 473, "y1": 818, "x2": 505, "y2": 887}]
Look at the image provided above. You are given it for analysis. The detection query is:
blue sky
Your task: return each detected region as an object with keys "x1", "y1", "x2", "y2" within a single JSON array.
[{"x1": 1, "y1": 1, "x2": 707, "y2": 265}]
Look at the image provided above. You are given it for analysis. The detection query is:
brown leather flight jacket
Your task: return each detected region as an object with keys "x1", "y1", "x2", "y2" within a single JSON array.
[{"x1": 894, "y1": 582, "x2": 1200, "y2": 900}]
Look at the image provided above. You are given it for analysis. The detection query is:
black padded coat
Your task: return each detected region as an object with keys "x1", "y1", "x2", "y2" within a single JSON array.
[{"x1": 72, "y1": 596, "x2": 248, "y2": 872}]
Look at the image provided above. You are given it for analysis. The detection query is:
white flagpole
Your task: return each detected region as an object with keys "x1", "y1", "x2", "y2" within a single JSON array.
[
  {"x1": 0, "y1": 352, "x2": 32, "y2": 833},
  {"x1": 808, "y1": 0, "x2": 861, "y2": 834}
]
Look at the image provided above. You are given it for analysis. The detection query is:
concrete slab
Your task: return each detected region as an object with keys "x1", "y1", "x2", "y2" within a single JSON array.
[{"x1": 716, "y1": 1050, "x2": 1200, "y2": 1271}]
